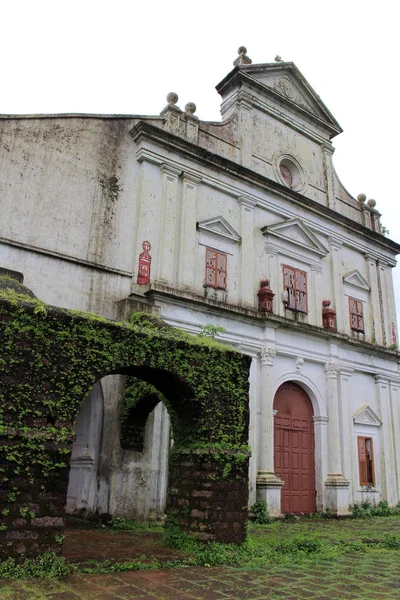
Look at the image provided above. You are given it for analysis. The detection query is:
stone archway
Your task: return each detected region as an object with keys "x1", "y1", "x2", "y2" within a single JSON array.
[
  {"x1": 273, "y1": 382, "x2": 316, "y2": 514},
  {"x1": 0, "y1": 277, "x2": 251, "y2": 559}
]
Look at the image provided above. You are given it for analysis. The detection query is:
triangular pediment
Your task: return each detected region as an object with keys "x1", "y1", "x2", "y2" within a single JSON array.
[
  {"x1": 262, "y1": 218, "x2": 328, "y2": 257},
  {"x1": 353, "y1": 404, "x2": 382, "y2": 427},
  {"x1": 197, "y1": 216, "x2": 241, "y2": 244},
  {"x1": 238, "y1": 62, "x2": 341, "y2": 134},
  {"x1": 343, "y1": 270, "x2": 370, "y2": 291}
]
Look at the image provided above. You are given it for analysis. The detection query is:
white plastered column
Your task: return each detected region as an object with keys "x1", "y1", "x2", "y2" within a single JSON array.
[
  {"x1": 328, "y1": 237, "x2": 344, "y2": 332},
  {"x1": 310, "y1": 263, "x2": 321, "y2": 326},
  {"x1": 156, "y1": 164, "x2": 181, "y2": 285},
  {"x1": 376, "y1": 375, "x2": 397, "y2": 505},
  {"x1": 256, "y1": 346, "x2": 284, "y2": 517},
  {"x1": 178, "y1": 173, "x2": 201, "y2": 290},
  {"x1": 239, "y1": 196, "x2": 257, "y2": 308},
  {"x1": 377, "y1": 260, "x2": 391, "y2": 346},
  {"x1": 321, "y1": 141, "x2": 336, "y2": 210},
  {"x1": 324, "y1": 361, "x2": 350, "y2": 514},
  {"x1": 265, "y1": 245, "x2": 280, "y2": 315},
  {"x1": 389, "y1": 381, "x2": 400, "y2": 503},
  {"x1": 365, "y1": 254, "x2": 383, "y2": 345},
  {"x1": 338, "y1": 368, "x2": 355, "y2": 502}
]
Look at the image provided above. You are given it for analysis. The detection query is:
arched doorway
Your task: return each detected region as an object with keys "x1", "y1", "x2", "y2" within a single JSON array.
[{"x1": 273, "y1": 382, "x2": 316, "y2": 514}]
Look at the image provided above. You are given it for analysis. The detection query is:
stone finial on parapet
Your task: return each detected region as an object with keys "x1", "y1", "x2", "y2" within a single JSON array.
[
  {"x1": 233, "y1": 46, "x2": 252, "y2": 66},
  {"x1": 160, "y1": 92, "x2": 183, "y2": 134}
]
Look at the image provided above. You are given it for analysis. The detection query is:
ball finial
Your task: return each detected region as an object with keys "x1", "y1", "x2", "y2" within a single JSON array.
[
  {"x1": 185, "y1": 102, "x2": 196, "y2": 115},
  {"x1": 238, "y1": 46, "x2": 247, "y2": 55},
  {"x1": 357, "y1": 193, "x2": 367, "y2": 203},
  {"x1": 367, "y1": 199, "x2": 377, "y2": 208},
  {"x1": 166, "y1": 92, "x2": 179, "y2": 105}
]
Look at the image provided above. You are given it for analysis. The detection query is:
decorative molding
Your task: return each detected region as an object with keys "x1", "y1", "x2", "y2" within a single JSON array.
[
  {"x1": 181, "y1": 172, "x2": 202, "y2": 185},
  {"x1": 353, "y1": 404, "x2": 382, "y2": 427},
  {"x1": 161, "y1": 163, "x2": 181, "y2": 178},
  {"x1": 260, "y1": 346, "x2": 277, "y2": 367},
  {"x1": 325, "y1": 361, "x2": 340, "y2": 378},
  {"x1": 313, "y1": 415, "x2": 329, "y2": 424},
  {"x1": 238, "y1": 196, "x2": 257, "y2": 209},
  {"x1": 262, "y1": 218, "x2": 329, "y2": 259},
  {"x1": 197, "y1": 216, "x2": 241, "y2": 244},
  {"x1": 343, "y1": 270, "x2": 371, "y2": 291}
]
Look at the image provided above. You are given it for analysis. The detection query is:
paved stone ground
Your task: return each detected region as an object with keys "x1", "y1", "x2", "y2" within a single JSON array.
[{"x1": 2, "y1": 520, "x2": 400, "y2": 599}]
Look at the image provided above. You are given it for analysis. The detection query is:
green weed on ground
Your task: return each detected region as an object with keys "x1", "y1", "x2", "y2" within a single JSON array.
[{"x1": 2, "y1": 514, "x2": 400, "y2": 580}]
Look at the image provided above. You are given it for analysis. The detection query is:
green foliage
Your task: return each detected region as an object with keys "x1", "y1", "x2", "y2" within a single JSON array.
[
  {"x1": 276, "y1": 535, "x2": 322, "y2": 554},
  {"x1": 106, "y1": 517, "x2": 163, "y2": 533},
  {"x1": 382, "y1": 534, "x2": 400, "y2": 549},
  {"x1": 252, "y1": 500, "x2": 273, "y2": 524},
  {"x1": 350, "y1": 500, "x2": 400, "y2": 519},
  {"x1": 0, "y1": 553, "x2": 71, "y2": 579},
  {"x1": 0, "y1": 280, "x2": 251, "y2": 559},
  {"x1": 198, "y1": 324, "x2": 226, "y2": 339}
]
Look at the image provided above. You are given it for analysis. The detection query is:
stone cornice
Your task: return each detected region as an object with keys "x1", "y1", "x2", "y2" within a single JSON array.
[
  {"x1": 139, "y1": 283, "x2": 400, "y2": 362},
  {"x1": 130, "y1": 121, "x2": 400, "y2": 256}
]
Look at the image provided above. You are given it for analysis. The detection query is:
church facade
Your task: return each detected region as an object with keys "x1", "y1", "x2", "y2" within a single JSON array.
[{"x1": 1, "y1": 47, "x2": 400, "y2": 518}]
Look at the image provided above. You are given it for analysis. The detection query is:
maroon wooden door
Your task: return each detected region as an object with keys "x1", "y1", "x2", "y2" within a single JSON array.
[{"x1": 273, "y1": 382, "x2": 316, "y2": 514}]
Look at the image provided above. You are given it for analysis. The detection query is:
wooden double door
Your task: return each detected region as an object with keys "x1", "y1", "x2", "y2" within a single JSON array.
[{"x1": 273, "y1": 382, "x2": 316, "y2": 514}]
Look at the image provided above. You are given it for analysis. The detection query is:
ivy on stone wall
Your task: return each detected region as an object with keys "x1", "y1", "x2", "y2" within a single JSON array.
[{"x1": 0, "y1": 275, "x2": 251, "y2": 556}]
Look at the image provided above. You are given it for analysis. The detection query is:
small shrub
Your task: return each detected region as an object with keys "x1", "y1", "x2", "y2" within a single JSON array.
[
  {"x1": 382, "y1": 534, "x2": 400, "y2": 550},
  {"x1": 276, "y1": 535, "x2": 322, "y2": 554},
  {"x1": 0, "y1": 553, "x2": 71, "y2": 580},
  {"x1": 252, "y1": 500, "x2": 273, "y2": 525}
]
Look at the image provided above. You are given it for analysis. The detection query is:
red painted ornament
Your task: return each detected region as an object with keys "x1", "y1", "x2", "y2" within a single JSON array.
[
  {"x1": 257, "y1": 279, "x2": 275, "y2": 313},
  {"x1": 137, "y1": 241, "x2": 152, "y2": 285},
  {"x1": 322, "y1": 299, "x2": 336, "y2": 331}
]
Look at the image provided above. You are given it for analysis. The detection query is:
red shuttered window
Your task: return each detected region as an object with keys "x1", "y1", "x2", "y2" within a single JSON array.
[
  {"x1": 349, "y1": 297, "x2": 364, "y2": 333},
  {"x1": 282, "y1": 265, "x2": 307, "y2": 313},
  {"x1": 358, "y1": 437, "x2": 375, "y2": 486},
  {"x1": 205, "y1": 248, "x2": 227, "y2": 290}
]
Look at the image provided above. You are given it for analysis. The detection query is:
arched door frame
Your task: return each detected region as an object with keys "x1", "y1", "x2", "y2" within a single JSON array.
[{"x1": 271, "y1": 373, "x2": 326, "y2": 513}]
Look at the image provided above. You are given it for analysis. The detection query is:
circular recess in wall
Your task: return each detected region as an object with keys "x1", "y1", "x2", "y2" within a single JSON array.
[{"x1": 274, "y1": 154, "x2": 306, "y2": 193}]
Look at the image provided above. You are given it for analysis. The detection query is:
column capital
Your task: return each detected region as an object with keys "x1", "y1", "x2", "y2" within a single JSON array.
[
  {"x1": 375, "y1": 374, "x2": 389, "y2": 386},
  {"x1": 321, "y1": 141, "x2": 335, "y2": 155},
  {"x1": 328, "y1": 236, "x2": 343, "y2": 250},
  {"x1": 365, "y1": 252, "x2": 379, "y2": 264},
  {"x1": 238, "y1": 196, "x2": 257, "y2": 209},
  {"x1": 161, "y1": 163, "x2": 181, "y2": 178},
  {"x1": 180, "y1": 172, "x2": 202, "y2": 185},
  {"x1": 325, "y1": 361, "x2": 340, "y2": 378},
  {"x1": 260, "y1": 346, "x2": 276, "y2": 367}
]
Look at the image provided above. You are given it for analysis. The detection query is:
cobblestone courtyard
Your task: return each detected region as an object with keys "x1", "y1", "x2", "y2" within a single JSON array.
[{"x1": 1, "y1": 517, "x2": 400, "y2": 599}]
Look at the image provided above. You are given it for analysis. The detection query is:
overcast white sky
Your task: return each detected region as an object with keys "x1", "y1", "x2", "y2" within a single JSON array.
[{"x1": 2, "y1": 0, "x2": 400, "y2": 325}]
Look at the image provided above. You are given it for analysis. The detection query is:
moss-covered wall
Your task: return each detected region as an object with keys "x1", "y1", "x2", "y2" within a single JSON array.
[{"x1": 0, "y1": 277, "x2": 251, "y2": 558}]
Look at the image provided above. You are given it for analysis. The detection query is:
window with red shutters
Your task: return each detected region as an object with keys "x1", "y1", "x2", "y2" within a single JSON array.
[
  {"x1": 205, "y1": 248, "x2": 227, "y2": 290},
  {"x1": 349, "y1": 297, "x2": 364, "y2": 333},
  {"x1": 282, "y1": 265, "x2": 307, "y2": 313},
  {"x1": 358, "y1": 437, "x2": 375, "y2": 486}
]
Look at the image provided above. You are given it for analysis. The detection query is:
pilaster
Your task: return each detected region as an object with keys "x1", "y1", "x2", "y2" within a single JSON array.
[
  {"x1": 156, "y1": 164, "x2": 181, "y2": 284},
  {"x1": 375, "y1": 375, "x2": 397, "y2": 504},
  {"x1": 239, "y1": 196, "x2": 257, "y2": 308},
  {"x1": 324, "y1": 361, "x2": 350, "y2": 514},
  {"x1": 389, "y1": 381, "x2": 400, "y2": 503},
  {"x1": 310, "y1": 263, "x2": 321, "y2": 326},
  {"x1": 256, "y1": 346, "x2": 284, "y2": 517},
  {"x1": 328, "y1": 237, "x2": 344, "y2": 332},
  {"x1": 377, "y1": 259, "x2": 390, "y2": 346},
  {"x1": 321, "y1": 142, "x2": 336, "y2": 210},
  {"x1": 178, "y1": 173, "x2": 201, "y2": 290},
  {"x1": 365, "y1": 254, "x2": 383, "y2": 345}
]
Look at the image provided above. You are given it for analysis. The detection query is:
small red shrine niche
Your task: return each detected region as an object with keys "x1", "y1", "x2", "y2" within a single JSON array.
[
  {"x1": 322, "y1": 299, "x2": 336, "y2": 331},
  {"x1": 137, "y1": 241, "x2": 152, "y2": 285},
  {"x1": 257, "y1": 279, "x2": 274, "y2": 313}
]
